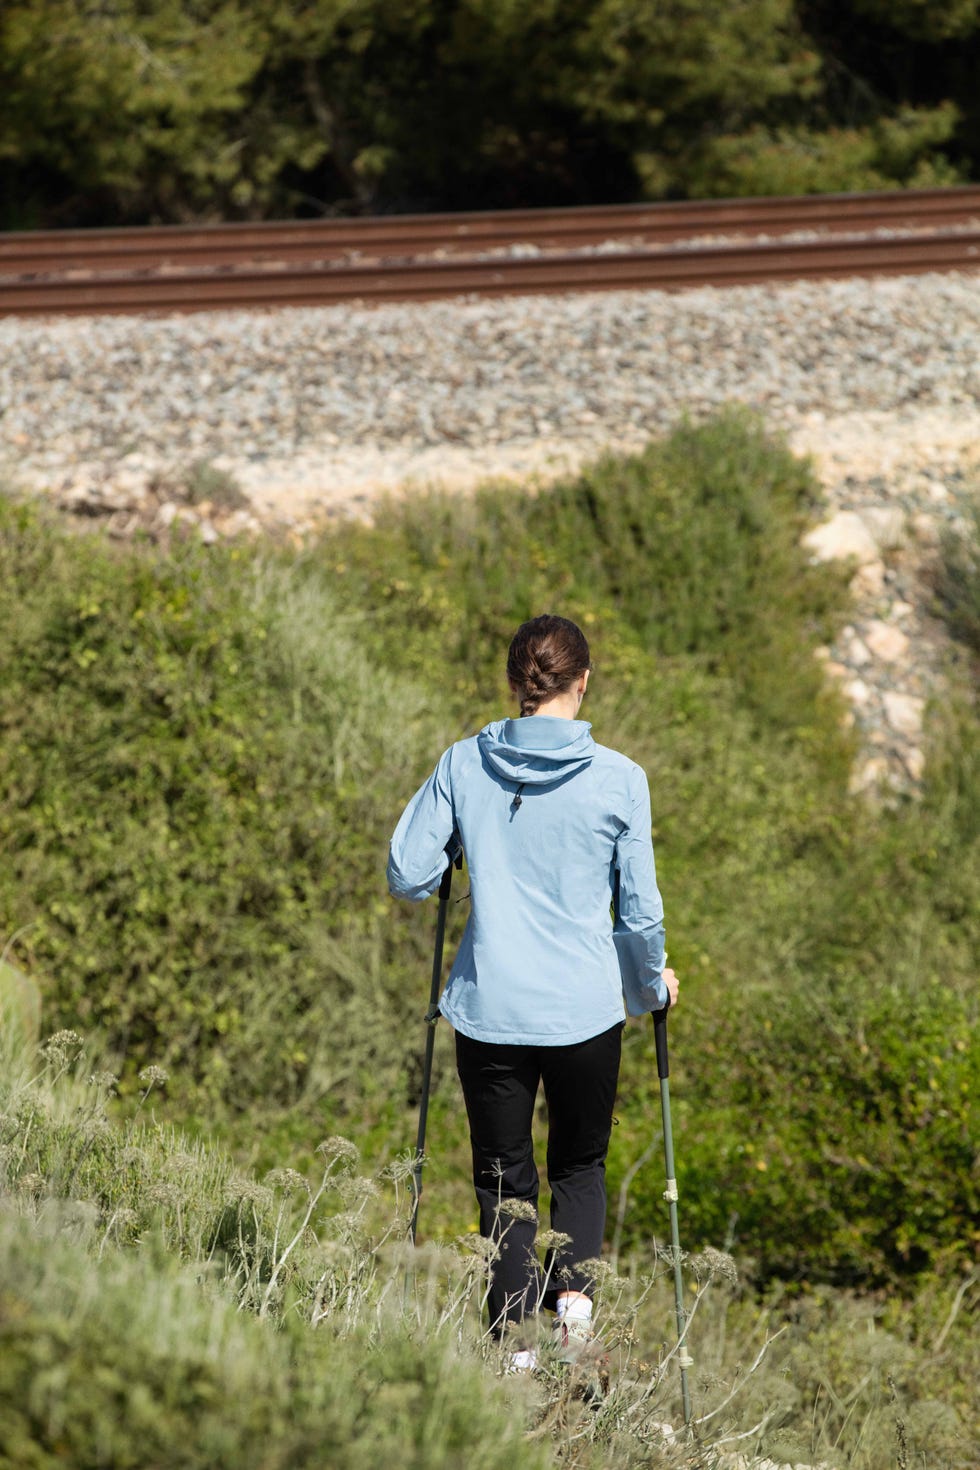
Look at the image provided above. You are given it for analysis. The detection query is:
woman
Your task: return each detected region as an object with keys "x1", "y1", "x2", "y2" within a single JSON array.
[{"x1": 387, "y1": 614, "x2": 678, "y2": 1367}]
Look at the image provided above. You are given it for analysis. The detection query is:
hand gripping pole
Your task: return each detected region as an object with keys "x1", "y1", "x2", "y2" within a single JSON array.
[
  {"x1": 409, "y1": 836, "x2": 463, "y2": 1244},
  {"x1": 654, "y1": 1003, "x2": 693, "y2": 1426}
]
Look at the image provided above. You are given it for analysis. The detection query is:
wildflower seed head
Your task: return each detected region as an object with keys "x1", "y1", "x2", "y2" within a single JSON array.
[
  {"x1": 571, "y1": 1257, "x2": 621, "y2": 1295},
  {"x1": 534, "y1": 1229, "x2": 573, "y2": 1252},
  {"x1": 378, "y1": 1152, "x2": 418, "y2": 1183},
  {"x1": 18, "y1": 1172, "x2": 45, "y2": 1198},
  {"x1": 225, "y1": 1177, "x2": 274, "y2": 1211},
  {"x1": 40, "y1": 1030, "x2": 83, "y2": 1063},
  {"x1": 329, "y1": 1210, "x2": 368, "y2": 1244},
  {"x1": 138, "y1": 1065, "x2": 169, "y2": 1090},
  {"x1": 87, "y1": 1071, "x2": 118, "y2": 1093},
  {"x1": 334, "y1": 1174, "x2": 379, "y2": 1207},
  {"x1": 147, "y1": 1181, "x2": 180, "y2": 1207},
  {"x1": 457, "y1": 1233, "x2": 501, "y2": 1262},
  {"x1": 265, "y1": 1167, "x2": 310, "y2": 1196},
  {"x1": 316, "y1": 1136, "x2": 359, "y2": 1168},
  {"x1": 688, "y1": 1247, "x2": 739, "y2": 1288},
  {"x1": 496, "y1": 1199, "x2": 538, "y2": 1224},
  {"x1": 166, "y1": 1152, "x2": 199, "y2": 1178}
]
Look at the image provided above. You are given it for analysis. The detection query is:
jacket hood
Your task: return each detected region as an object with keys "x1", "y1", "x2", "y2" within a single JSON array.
[{"x1": 478, "y1": 717, "x2": 595, "y2": 785}]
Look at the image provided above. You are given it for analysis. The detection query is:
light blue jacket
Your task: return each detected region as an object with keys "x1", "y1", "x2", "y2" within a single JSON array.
[{"x1": 387, "y1": 716, "x2": 668, "y2": 1045}]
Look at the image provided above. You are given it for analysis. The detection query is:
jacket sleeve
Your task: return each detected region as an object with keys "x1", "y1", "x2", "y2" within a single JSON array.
[
  {"x1": 613, "y1": 765, "x2": 668, "y2": 1016},
  {"x1": 387, "y1": 747, "x2": 457, "y2": 902}
]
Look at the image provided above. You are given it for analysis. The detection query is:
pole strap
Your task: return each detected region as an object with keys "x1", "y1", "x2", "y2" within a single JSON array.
[{"x1": 663, "y1": 1178, "x2": 679, "y2": 1202}]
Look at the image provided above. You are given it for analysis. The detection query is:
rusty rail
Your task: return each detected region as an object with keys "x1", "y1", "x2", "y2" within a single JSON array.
[{"x1": 2, "y1": 188, "x2": 979, "y2": 316}]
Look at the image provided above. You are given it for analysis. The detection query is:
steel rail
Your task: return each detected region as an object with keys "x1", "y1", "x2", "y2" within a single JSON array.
[
  {"x1": 2, "y1": 187, "x2": 979, "y2": 277},
  {"x1": 2, "y1": 214, "x2": 978, "y2": 318}
]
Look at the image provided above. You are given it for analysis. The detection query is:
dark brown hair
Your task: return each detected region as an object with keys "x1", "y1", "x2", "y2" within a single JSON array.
[{"x1": 506, "y1": 614, "x2": 592, "y2": 717}]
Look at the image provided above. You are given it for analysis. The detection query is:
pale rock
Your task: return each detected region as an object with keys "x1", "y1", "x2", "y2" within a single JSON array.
[
  {"x1": 903, "y1": 747, "x2": 926, "y2": 781},
  {"x1": 910, "y1": 513, "x2": 940, "y2": 547},
  {"x1": 849, "y1": 757, "x2": 896, "y2": 795},
  {"x1": 112, "y1": 470, "x2": 148, "y2": 501},
  {"x1": 199, "y1": 519, "x2": 219, "y2": 545},
  {"x1": 843, "y1": 632, "x2": 872, "y2": 666},
  {"x1": 220, "y1": 509, "x2": 260, "y2": 537},
  {"x1": 824, "y1": 659, "x2": 850, "y2": 680},
  {"x1": 100, "y1": 485, "x2": 139, "y2": 512},
  {"x1": 844, "y1": 676, "x2": 872, "y2": 706},
  {"x1": 890, "y1": 600, "x2": 914, "y2": 619},
  {"x1": 850, "y1": 559, "x2": 886, "y2": 598},
  {"x1": 802, "y1": 511, "x2": 879, "y2": 565},
  {"x1": 883, "y1": 691, "x2": 925, "y2": 738},
  {"x1": 157, "y1": 501, "x2": 179, "y2": 527},
  {"x1": 863, "y1": 620, "x2": 909, "y2": 663}
]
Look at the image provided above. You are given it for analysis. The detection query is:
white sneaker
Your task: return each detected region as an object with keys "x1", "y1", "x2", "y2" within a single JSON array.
[
  {"x1": 553, "y1": 1313, "x2": 593, "y2": 1364},
  {"x1": 507, "y1": 1348, "x2": 538, "y2": 1374}
]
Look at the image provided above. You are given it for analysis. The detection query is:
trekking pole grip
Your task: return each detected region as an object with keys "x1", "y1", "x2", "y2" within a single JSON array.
[
  {"x1": 439, "y1": 834, "x2": 463, "y2": 900},
  {"x1": 653, "y1": 1001, "x2": 670, "y2": 1080}
]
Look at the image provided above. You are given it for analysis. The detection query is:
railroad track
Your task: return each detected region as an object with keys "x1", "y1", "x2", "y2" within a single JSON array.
[{"x1": 2, "y1": 187, "x2": 979, "y2": 317}]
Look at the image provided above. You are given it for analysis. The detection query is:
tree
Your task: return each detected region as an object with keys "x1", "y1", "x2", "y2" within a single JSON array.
[
  {"x1": 1, "y1": 0, "x2": 269, "y2": 225},
  {"x1": 0, "y1": 0, "x2": 977, "y2": 228}
]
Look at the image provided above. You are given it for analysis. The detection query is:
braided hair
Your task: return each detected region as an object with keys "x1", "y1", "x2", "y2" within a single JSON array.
[{"x1": 506, "y1": 615, "x2": 591, "y2": 717}]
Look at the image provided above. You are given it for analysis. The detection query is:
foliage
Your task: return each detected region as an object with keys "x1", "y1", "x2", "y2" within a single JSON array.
[
  {"x1": 0, "y1": 506, "x2": 438, "y2": 1109},
  {"x1": 1, "y1": 414, "x2": 978, "y2": 1293},
  {"x1": 932, "y1": 493, "x2": 980, "y2": 656},
  {"x1": 683, "y1": 111, "x2": 961, "y2": 199},
  {"x1": 0, "y1": 1223, "x2": 553, "y2": 1470},
  {"x1": 0, "y1": 0, "x2": 977, "y2": 226},
  {"x1": 0, "y1": 0, "x2": 267, "y2": 227},
  {"x1": 0, "y1": 1050, "x2": 977, "y2": 1469}
]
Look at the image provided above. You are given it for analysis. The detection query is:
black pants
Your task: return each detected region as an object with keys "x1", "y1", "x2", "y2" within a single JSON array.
[{"x1": 455, "y1": 1021, "x2": 623, "y2": 1336}]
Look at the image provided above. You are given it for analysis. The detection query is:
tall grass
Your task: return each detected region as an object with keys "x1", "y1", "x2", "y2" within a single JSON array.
[{"x1": 1, "y1": 1038, "x2": 976, "y2": 1469}]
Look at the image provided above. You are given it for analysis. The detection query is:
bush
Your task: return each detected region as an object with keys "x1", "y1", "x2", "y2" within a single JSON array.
[
  {"x1": 2, "y1": 1052, "x2": 977, "y2": 1470},
  {"x1": 0, "y1": 507, "x2": 438, "y2": 1110},
  {"x1": 933, "y1": 493, "x2": 980, "y2": 657},
  {"x1": 0, "y1": 1214, "x2": 557, "y2": 1470}
]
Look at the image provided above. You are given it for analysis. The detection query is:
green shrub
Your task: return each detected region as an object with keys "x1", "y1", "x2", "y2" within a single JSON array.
[
  {"x1": 0, "y1": 958, "x2": 40, "y2": 1054},
  {"x1": 0, "y1": 1210, "x2": 557, "y2": 1470},
  {"x1": 2, "y1": 1053, "x2": 977, "y2": 1470},
  {"x1": 933, "y1": 492, "x2": 980, "y2": 656},
  {"x1": 0, "y1": 509, "x2": 438, "y2": 1110}
]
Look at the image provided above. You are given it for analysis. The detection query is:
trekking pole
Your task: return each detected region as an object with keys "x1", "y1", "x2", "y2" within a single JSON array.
[
  {"x1": 653, "y1": 1000, "x2": 693, "y2": 1427},
  {"x1": 409, "y1": 835, "x2": 463, "y2": 1244}
]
